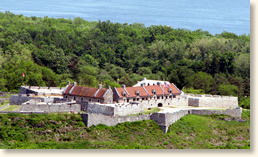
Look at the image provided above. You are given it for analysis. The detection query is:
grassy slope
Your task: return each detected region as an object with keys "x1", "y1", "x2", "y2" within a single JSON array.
[{"x1": 0, "y1": 110, "x2": 250, "y2": 149}]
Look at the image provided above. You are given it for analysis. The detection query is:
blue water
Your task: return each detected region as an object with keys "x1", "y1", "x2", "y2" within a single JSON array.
[{"x1": 0, "y1": 0, "x2": 250, "y2": 35}]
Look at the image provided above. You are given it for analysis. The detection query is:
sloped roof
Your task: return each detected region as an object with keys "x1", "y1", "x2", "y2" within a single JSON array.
[
  {"x1": 95, "y1": 88, "x2": 108, "y2": 98},
  {"x1": 115, "y1": 88, "x2": 129, "y2": 97},
  {"x1": 144, "y1": 85, "x2": 165, "y2": 96},
  {"x1": 70, "y1": 86, "x2": 98, "y2": 97},
  {"x1": 63, "y1": 85, "x2": 72, "y2": 95},
  {"x1": 125, "y1": 86, "x2": 148, "y2": 97},
  {"x1": 64, "y1": 85, "x2": 108, "y2": 98},
  {"x1": 161, "y1": 84, "x2": 181, "y2": 95}
]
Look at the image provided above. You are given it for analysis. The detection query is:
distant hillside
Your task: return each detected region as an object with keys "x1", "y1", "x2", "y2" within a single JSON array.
[
  {"x1": 0, "y1": 110, "x2": 250, "y2": 149},
  {"x1": 0, "y1": 12, "x2": 250, "y2": 102}
]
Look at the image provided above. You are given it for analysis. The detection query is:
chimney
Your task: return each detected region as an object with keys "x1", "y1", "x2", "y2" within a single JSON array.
[
  {"x1": 67, "y1": 81, "x2": 70, "y2": 85},
  {"x1": 143, "y1": 77, "x2": 146, "y2": 81},
  {"x1": 121, "y1": 84, "x2": 126, "y2": 89},
  {"x1": 108, "y1": 86, "x2": 111, "y2": 90},
  {"x1": 98, "y1": 84, "x2": 102, "y2": 89},
  {"x1": 73, "y1": 82, "x2": 77, "y2": 86},
  {"x1": 157, "y1": 82, "x2": 161, "y2": 86}
]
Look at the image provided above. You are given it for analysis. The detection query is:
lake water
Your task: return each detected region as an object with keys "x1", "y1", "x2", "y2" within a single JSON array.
[{"x1": 0, "y1": 0, "x2": 250, "y2": 35}]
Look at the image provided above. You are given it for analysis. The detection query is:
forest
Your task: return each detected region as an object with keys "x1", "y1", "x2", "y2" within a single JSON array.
[{"x1": 0, "y1": 11, "x2": 250, "y2": 101}]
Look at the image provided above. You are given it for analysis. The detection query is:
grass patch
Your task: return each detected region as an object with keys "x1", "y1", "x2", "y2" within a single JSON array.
[
  {"x1": 0, "y1": 110, "x2": 250, "y2": 149},
  {"x1": 0, "y1": 100, "x2": 9, "y2": 107},
  {"x1": 143, "y1": 107, "x2": 161, "y2": 114},
  {"x1": 1, "y1": 105, "x2": 20, "y2": 111}
]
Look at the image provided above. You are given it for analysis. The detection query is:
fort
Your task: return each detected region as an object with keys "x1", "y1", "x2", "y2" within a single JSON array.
[{"x1": 5, "y1": 78, "x2": 241, "y2": 133}]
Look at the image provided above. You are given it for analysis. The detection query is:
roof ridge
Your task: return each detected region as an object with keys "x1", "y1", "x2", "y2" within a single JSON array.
[
  {"x1": 159, "y1": 85, "x2": 165, "y2": 95},
  {"x1": 123, "y1": 87, "x2": 130, "y2": 96},
  {"x1": 142, "y1": 86, "x2": 149, "y2": 95},
  {"x1": 94, "y1": 88, "x2": 100, "y2": 97}
]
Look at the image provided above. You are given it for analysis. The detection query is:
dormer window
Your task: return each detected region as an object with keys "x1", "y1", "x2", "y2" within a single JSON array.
[
  {"x1": 168, "y1": 88, "x2": 172, "y2": 94},
  {"x1": 152, "y1": 89, "x2": 156, "y2": 95},
  {"x1": 122, "y1": 91, "x2": 126, "y2": 97},
  {"x1": 136, "y1": 90, "x2": 140, "y2": 96}
]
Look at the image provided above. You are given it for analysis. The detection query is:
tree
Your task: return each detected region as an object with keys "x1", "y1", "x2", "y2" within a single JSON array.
[{"x1": 193, "y1": 72, "x2": 214, "y2": 93}]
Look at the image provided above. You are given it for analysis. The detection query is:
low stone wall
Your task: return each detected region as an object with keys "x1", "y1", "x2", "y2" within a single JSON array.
[
  {"x1": 19, "y1": 103, "x2": 81, "y2": 113},
  {"x1": 85, "y1": 102, "x2": 144, "y2": 116},
  {"x1": 150, "y1": 110, "x2": 189, "y2": 133},
  {"x1": 81, "y1": 108, "x2": 243, "y2": 133},
  {"x1": 86, "y1": 103, "x2": 115, "y2": 115},
  {"x1": 9, "y1": 95, "x2": 54, "y2": 105},
  {"x1": 81, "y1": 113, "x2": 150, "y2": 127},
  {"x1": 188, "y1": 95, "x2": 238, "y2": 108},
  {"x1": 191, "y1": 108, "x2": 242, "y2": 118}
]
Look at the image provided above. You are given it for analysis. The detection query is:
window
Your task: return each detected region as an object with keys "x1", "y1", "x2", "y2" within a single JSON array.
[
  {"x1": 150, "y1": 97, "x2": 152, "y2": 100},
  {"x1": 168, "y1": 103, "x2": 170, "y2": 105},
  {"x1": 65, "y1": 95, "x2": 67, "y2": 98},
  {"x1": 152, "y1": 89, "x2": 156, "y2": 95},
  {"x1": 162, "y1": 96, "x2": 164, "y2": 99},
  {"x1": 133, "y1": 98, "x2": 136, "y2": 101},
  {"x1": 73, "y1": 97, "x2": 76, "y2": 100},
  {"x1": 97, "y1": 99, "x2": 100, "y2": 102},
  {"x1": 168, "y1": 88, "x2": 172, "y2": 93},
  {"x1": 173, "y1": 95, "x2": 176, "y2": 98},
  {"x1": 89, "y1": 98, "x2": 91, "y2": 101},
  {"x1": 166, "y1": 96, "x2": 168, "y2": 99},
  {"x1": 142, "y1": 97, "x2": 145, "y2": 101},
  {"x1": 127, "y1": 99, "x2": 129, "y2": 103},
  {"x1": 123, "y1": 91, "x2": 126, "y2": 97},
  {"x1": 157, "y1": 96, "x2": 160, "y2": 99},
  {"x1": 136, "y1": 90, "x2": 140, "y2": 96},
  {"x1": 137, "y1": 98, "x2": 139, "y2": 101},
  {"x1": 169, "y1": 95, "x2": 172, "y2": 98},
  {"x1": 81, "y1": 98, "x2": 84, "y2": 101}
]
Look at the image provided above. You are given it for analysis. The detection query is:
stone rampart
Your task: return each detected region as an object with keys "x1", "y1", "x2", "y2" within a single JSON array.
[
  {"x1": 86, "y1": 102, "x2": 144, "y2": 116},
  {"x1": 10, "y1": 95, "x2": 54, "y2": 105},
  {"x1": 81, "y1": 113, "x2": 150, "y2": 127},
  {"x1": 191, "y1": 108, "x2": 242, "y2": 118},
  {"x1": 19, "y1": 103, "x2": 81, "y2": 113},
  {"x1": 81, "y1": 108, "x2": 243, "y2": 133},
  {"x1": 188, "y1": 95, "x2": 238, "y2": 108},
  {"x1": 86, "y1": 103, "x2": 115, "y2": 115}
]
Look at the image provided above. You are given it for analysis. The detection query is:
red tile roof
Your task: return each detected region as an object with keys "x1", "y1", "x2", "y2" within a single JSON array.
[
  {"x1": 161, "y1": 84, "x2": 181, "y2": 95},
  {"x1": 64, "y1": 85, "x2": 109, "y2": 98},
  {"x1": 64, "y1": 85, "x2": 72, "y2": 95},
  {"x1": 125, "y1": 86, "x2": 148, "y2": 97},
  {"x1": 115, "y1": 88, "x2": 128, "y2": 97},
  {"x1": 70, "y1": 86, "x2": 98, "y2": 97},
  {"x1": 145, "y1": 85, "x2": 164, "y2": 96},
  {"x1": 95, "y1": 88, "x2": 108, "y2": 98}
]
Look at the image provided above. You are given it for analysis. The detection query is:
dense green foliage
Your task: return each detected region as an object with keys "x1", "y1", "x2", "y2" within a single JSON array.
[
  {"x1": 0, "y1": 111, "x2": 250, "y2": 149},
  {"x1": 0, "y1": 12, "x2": 250, "y2": 100}
]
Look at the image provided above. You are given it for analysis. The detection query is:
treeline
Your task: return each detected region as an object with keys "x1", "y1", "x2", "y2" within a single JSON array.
[{"x1": 0, "y1": 11, "x2": 250, "y2": 99}]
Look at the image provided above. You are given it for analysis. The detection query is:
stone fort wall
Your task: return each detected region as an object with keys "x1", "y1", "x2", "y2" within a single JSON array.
[
  {"x1": 19, "y1": 103, "x2": 81, "y2": 113},
  {"x1": 10, "y1": 95, "x2": 54, "y2": 105},
  {"x1": 83, "y1": 102, "x2": 144, "y2": 116},
  {"x1": 188, "y1": 95, "x2": 238, "y2": 109},
  {"x1": 81, "y1": 108, "x2": 242, "y2": 133}
]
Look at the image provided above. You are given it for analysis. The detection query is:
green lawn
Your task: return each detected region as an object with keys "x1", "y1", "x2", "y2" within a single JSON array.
[
  {"x1": 1, "y1": 105, "x2": 20, "y2": 111},
  {"x1": 0, "y1": 110, "x2": 250, "y2": 149}
]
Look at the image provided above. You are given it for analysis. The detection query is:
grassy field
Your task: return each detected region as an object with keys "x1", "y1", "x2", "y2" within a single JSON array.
[
  {"x1": 0, "y1": 110, "x2": 250, "y2": 149},
  {"x1": 0, "y1": 105, "x2": 21, "y2": 111}
]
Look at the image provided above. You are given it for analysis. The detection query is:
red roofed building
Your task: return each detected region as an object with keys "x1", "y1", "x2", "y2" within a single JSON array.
[
  {"x1": 63, "y1": 82, "x2": 113, "y2": 104},
  {"x1": 113, "y1": 81, "x2": 181, "y2": 108}
]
